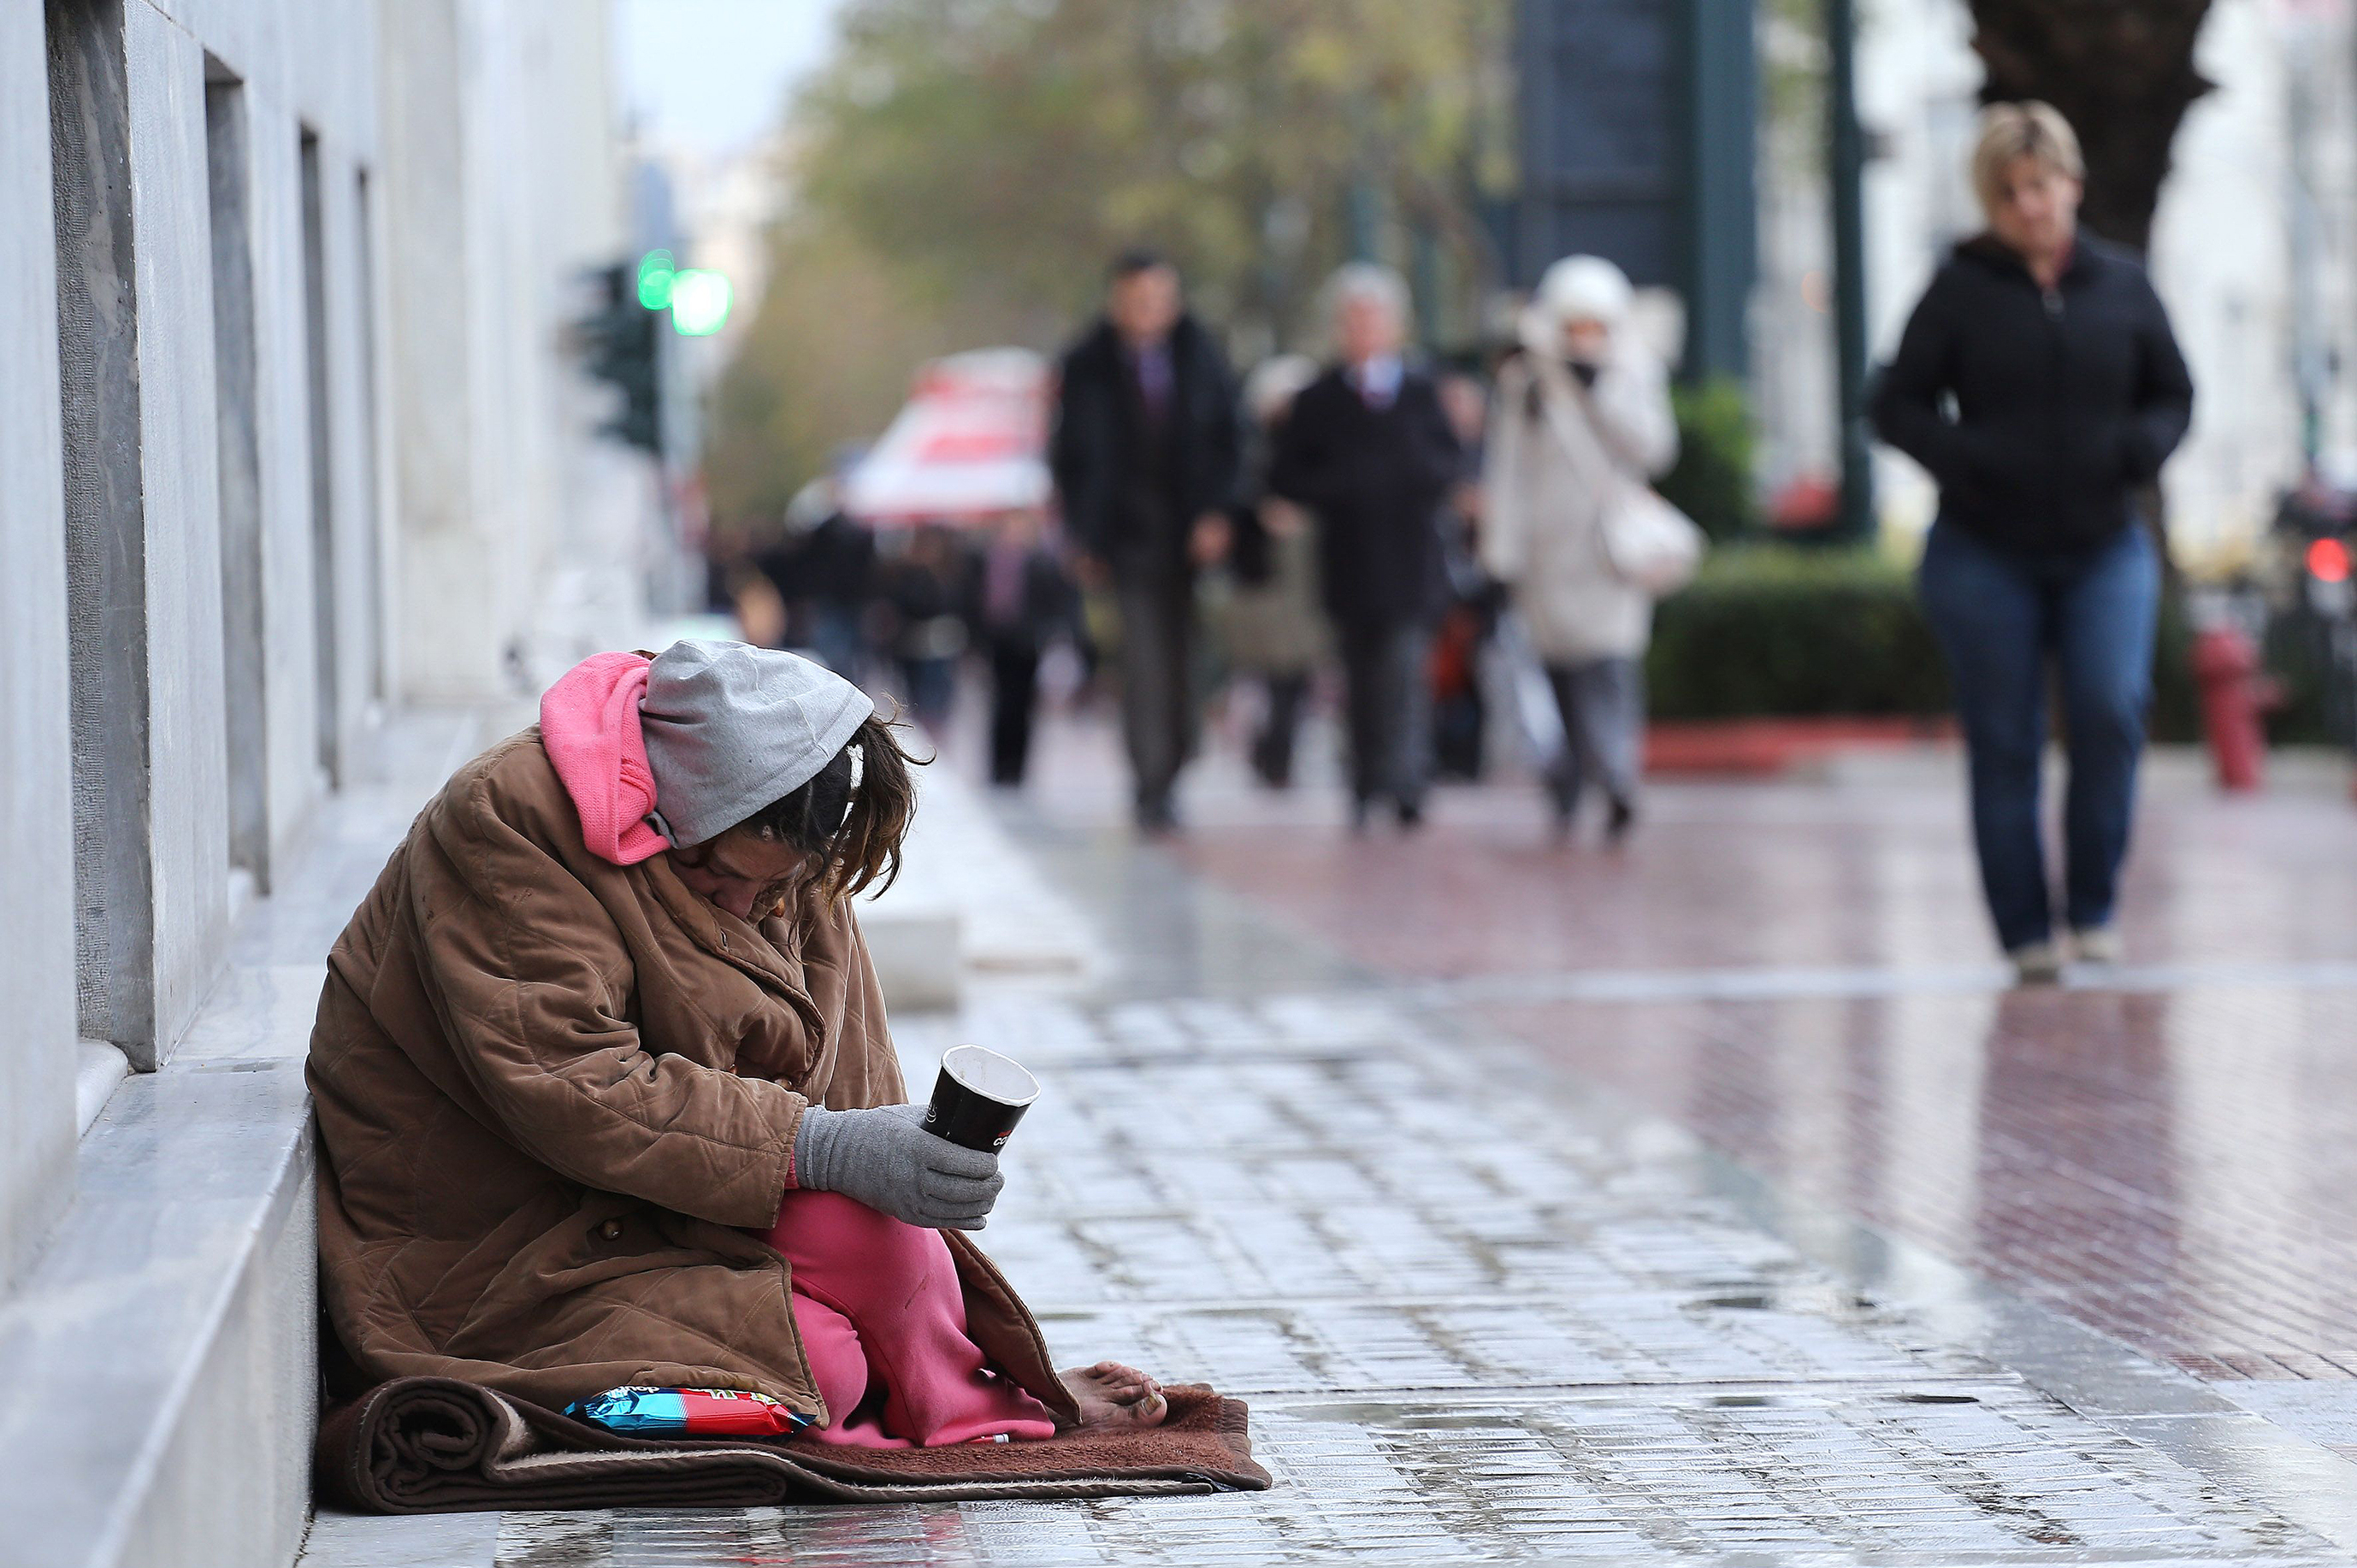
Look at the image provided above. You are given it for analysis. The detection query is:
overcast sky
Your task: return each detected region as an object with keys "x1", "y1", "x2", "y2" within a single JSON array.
[{"x1": 614, "y1": 0, "x2": 848, "y2": 159}]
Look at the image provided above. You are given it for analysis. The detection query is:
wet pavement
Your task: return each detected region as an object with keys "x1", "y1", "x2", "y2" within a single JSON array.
[
  {"x1": 1095, "y1": 714, "x2": 2357, "y2": 1409},
  {"x1": 304, "y1": 704, "x2": 2357, "y2": 1564},
  {"x1": 1475, "y1": 983, "x2": 2357, "y2": 1386}
]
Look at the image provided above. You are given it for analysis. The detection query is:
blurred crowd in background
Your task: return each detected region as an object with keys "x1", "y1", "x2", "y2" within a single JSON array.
[
  {"x1": 647, "y1": 0, "x2": 2357, "y2": 981},
  {"x1": 709, "y1": 245, "x2": 1684, "y2": 844}
]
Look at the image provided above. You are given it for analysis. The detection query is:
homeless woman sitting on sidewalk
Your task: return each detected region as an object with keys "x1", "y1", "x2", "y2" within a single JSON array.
[{"x1": 306, "y1": 640, "x2": 1167, "y2": 1447}]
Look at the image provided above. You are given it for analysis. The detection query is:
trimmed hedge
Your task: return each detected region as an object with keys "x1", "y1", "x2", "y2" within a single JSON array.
[
  {"x1": 1645, "y1": 547, "x2": 1950, "y2": 719},
  {"x1": 1657, "y1": 377, "x2": 1758, "y2": 544},
  {"x1": 1644, "y1": 543, "x2": 2335, "y2": 746}
]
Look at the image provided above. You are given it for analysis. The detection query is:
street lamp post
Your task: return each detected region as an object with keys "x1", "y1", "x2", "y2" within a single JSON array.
[{"x1": 1827, "y1": 0, "x2": 1875, "y2": 542}]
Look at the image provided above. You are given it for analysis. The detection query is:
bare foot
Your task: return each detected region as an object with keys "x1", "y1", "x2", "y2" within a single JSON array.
[{"x1": 1059, "y1": 1361, "x2": 1169, "y2": 1430}]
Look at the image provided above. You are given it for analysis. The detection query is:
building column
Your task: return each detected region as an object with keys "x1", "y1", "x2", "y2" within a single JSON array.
[{"x1": 3, "y1": 0, "x2": 86, "y2": 1282}]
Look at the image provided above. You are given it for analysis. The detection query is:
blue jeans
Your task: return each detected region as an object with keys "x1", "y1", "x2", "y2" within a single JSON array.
[{"x1": 1917, "y1": 521, "x2": 2159, "y2": 951}]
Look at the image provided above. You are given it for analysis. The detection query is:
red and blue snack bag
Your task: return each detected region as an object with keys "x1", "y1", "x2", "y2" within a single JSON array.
[{"x1": 565, "y1": 1385, "x2": 808, "y2": 1439}]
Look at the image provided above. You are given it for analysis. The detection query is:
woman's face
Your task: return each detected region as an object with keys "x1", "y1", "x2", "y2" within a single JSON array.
[
  {"x1": 1986, "y1": 154, "x2": 2081, "y2": 261},
  {"x1": 1560, "y1": 316, "x2": 1610, "y2": 362},
  {"x1": 670, "y1": 832, "x2": 811, "y2": 922}
]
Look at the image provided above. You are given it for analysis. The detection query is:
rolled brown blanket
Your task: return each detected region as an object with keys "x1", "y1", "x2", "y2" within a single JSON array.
[{"x1": 315, "y1": 1376, "x2": 1272, "y2": 1513}]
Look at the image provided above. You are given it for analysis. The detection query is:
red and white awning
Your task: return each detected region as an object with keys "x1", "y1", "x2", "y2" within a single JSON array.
[{"x1": 842, "y1": 348, "x2": 1052, "y2": 525}]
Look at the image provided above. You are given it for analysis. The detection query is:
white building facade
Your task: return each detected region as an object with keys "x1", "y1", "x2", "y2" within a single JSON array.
[
  {"x1": 1754, "y1": 0, "x2": 2357, "y2": 567},
  {"x1": 0, "y1": 2, "x2": 656, "y2": 1561}
]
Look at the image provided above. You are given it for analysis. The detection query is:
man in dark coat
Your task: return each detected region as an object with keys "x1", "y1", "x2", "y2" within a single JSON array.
[
  {"x1": 1050, "y1": 251, "x2": 1242, "y2": 832},
  {"x1": 1272, "y1": 264, "x2": 1463, "y2": 830}
]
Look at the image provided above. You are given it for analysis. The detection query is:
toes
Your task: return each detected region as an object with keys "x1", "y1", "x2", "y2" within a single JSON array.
[
  {"x1": 1059, "y1": 1363, "x2": 1170, "y2": 1425},
  {"x1": 1089, "y1": 1362, "x2": 1155, "y2": 1394},
  {"x1": 1066, "y1": 1361, "x2": 1144, "y2": 1393}
]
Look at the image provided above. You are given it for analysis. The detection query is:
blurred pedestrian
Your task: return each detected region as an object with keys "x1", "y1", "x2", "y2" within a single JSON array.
[
  {"x1": 877, "y1": 524, "x2": 970, "y2": 733},
  {"x1": 1432, "y1": 369, "x2": 1494, "y2": 781},
  {"x1": 758, "y1": 475, "x2": 877, "y2": 680},
  {"x1": 1480, "y1": 256, "x2": 1679, "y2": 843},
  {"x1": 1272, "y1": 263, "x2": 1463, "y2": 832},
  {"x1": 1050, "y1": 250, "x2": 1243, "y2": 834},
  {"x1": 730, "y1": 554, "x2": 791, "y2": 651},
  {"x1": 1872, "y1": 102, "x2": 2192, "y2": 983},
  {"x1": 1225, "y1": 354, "x2": 1326, "y2": 788},
  {"x1": 965, "y1": 509, "x2": 1075, "y2": 787}
]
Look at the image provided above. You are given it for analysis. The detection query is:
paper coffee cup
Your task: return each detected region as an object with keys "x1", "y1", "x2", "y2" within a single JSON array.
[{"x1": 922, "y1": 1045, "x2": 1040, "y2": 1152}]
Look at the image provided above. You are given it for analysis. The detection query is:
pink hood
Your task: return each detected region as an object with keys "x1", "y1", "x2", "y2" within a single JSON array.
[{"x1": 539, "y1": 651, "x2": 668, "y2": 865}]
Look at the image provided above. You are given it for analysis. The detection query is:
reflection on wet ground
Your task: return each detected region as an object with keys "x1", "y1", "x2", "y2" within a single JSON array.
[
  {"x1": 1479, "y1": 983, "x2": 2357, "y2": 1382},
  {"x1": 1111, "y1": 717, "x2": 2357, "y2": 1394},
  {"x1": 303, "y1": 713, "x2": 2357, "y2": 1565},
  {"x1": 307, "y1": 987, "x2": 2357, "y2": 1564},
  {"x1": 1162, "y1": 760, "x2": 2357, "y2": 978}
]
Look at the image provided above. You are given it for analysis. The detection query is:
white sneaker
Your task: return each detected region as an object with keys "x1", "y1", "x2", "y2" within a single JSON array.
[
  {"x1": 2008, "y1": 940, "x2": 2064, "y2": 986},
  {"x1": 2070, "y1": 926, "x2": 2122, "y2": 965}
]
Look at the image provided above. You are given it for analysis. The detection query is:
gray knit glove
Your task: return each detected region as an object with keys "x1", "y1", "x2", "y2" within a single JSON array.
[{"x1": 792, "y1": 1104, "x2": 1004, "y2": 1230}]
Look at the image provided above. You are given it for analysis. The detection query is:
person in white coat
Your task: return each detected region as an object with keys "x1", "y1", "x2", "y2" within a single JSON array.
[{"x1": 1480, "y1": 255, "x2": 1679, "y2": 841}]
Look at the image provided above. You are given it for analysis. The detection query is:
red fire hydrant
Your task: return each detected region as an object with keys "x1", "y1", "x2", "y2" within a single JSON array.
[{"x1": 2190, "y1": 625, "x2": 2273, "y2": 791}]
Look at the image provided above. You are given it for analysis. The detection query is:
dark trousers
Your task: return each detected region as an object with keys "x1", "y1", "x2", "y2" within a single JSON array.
[
  {"x1": 1917, "y1": 521, "x2": 2159, "y2": 950},
  {"x1": 1251, "y1": 672, "x2": 1310, "y2": 787},
  {"x1": 1336, "y1": 619, "x2": 1433, "y2": 811},
  {"x1": 810, "y1": 604, "x2": 864, "y2": 681},
  {"x1": 897, "y1": 657, "x2": 956, "y2": 732},
  {"x1": 986, "y1": 638, "x2": 1042, "y2": 786},
  {"x1": 1115, "y1": 575, "x2": 1196, "y2": 817},
  {"x1": 1543, "y1": 657, "x2": 1644, "y2": 816}
]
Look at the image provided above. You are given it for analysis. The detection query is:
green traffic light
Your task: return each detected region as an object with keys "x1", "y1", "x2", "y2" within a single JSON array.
[
  {"x1": 636, "y1": 249, "x2": 676, "y2": 310},
  {"x1": 669, "y1": 268, "x2": 732, "y2": 336}
]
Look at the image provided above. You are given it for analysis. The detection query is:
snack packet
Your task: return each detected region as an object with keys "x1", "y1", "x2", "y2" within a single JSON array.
[{"x1": 564, "y1": 1385, "x2": 808, "y2": 1438}]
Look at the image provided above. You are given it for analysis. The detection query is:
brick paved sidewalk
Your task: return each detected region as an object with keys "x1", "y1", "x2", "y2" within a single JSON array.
[
  {"x1": 307, "y1": 724, "x2": 2357, "y2": 1565},
  {"x1": 1093, "y1": 706, "x2": 2357, "y2": 1407},
  {"x1": 305, "y1": 982, "x2": 2357, "y2": 1565}
]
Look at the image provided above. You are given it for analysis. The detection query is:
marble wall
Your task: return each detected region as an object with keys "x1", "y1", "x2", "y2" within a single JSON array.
[
  {"x1": 0, "y1": 0, "x2": 80, "y2": 1289},
  {"x1": 3, "y1": 8, "x2": 635, "y2": 1561},
  {"x1": 2, "y1": 0, "x2": 635, "y2": 1267},
  {"x1": 382, "y1": 0, "x2": 641, "y2": 704}
]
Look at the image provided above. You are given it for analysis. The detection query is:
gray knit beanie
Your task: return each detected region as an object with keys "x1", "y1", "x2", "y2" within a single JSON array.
[{"x1": 640, "y1": 640, "x2": 873, "y2": 847}]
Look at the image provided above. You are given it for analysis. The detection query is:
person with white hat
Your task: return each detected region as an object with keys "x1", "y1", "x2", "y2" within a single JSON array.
[
  {"x1": 308, "y1": 641, "x2": 1169, "y2": 1449},
  {"x1": 1480, "y1": 254, "x2": 1680, "y2": 842}
]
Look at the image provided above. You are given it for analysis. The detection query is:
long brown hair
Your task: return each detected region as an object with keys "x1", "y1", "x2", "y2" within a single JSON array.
[{"x1": 730, "y1": 710, "x2": 926, "y2": 900}]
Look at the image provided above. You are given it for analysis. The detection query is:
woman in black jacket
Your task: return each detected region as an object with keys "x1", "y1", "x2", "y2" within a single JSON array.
[{"x1": 1872, "y1": 102, "x2": 2193, "y2": 983}]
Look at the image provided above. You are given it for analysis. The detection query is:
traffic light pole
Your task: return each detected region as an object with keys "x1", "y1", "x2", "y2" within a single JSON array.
[{"x1": 1828, "y1": 0, "x2": 1875, "y2": 542}]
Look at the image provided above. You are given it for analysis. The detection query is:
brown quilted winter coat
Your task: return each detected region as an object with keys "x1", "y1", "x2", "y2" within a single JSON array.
[{"x1": 306, "y1": 728, "x2": 1077, "y2": 1425}]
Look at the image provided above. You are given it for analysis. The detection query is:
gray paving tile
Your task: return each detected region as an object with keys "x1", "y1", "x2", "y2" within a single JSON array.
[
  {"x1": 315, "y1": 821, "x2": 2357, "y2": 1564},
  {"x1": 302, "y1": 1509, "x2": 499, "y2": 1568},
  {"x1": 461, "y1": 1384, "x2": 2336, "y2": 1565}
]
